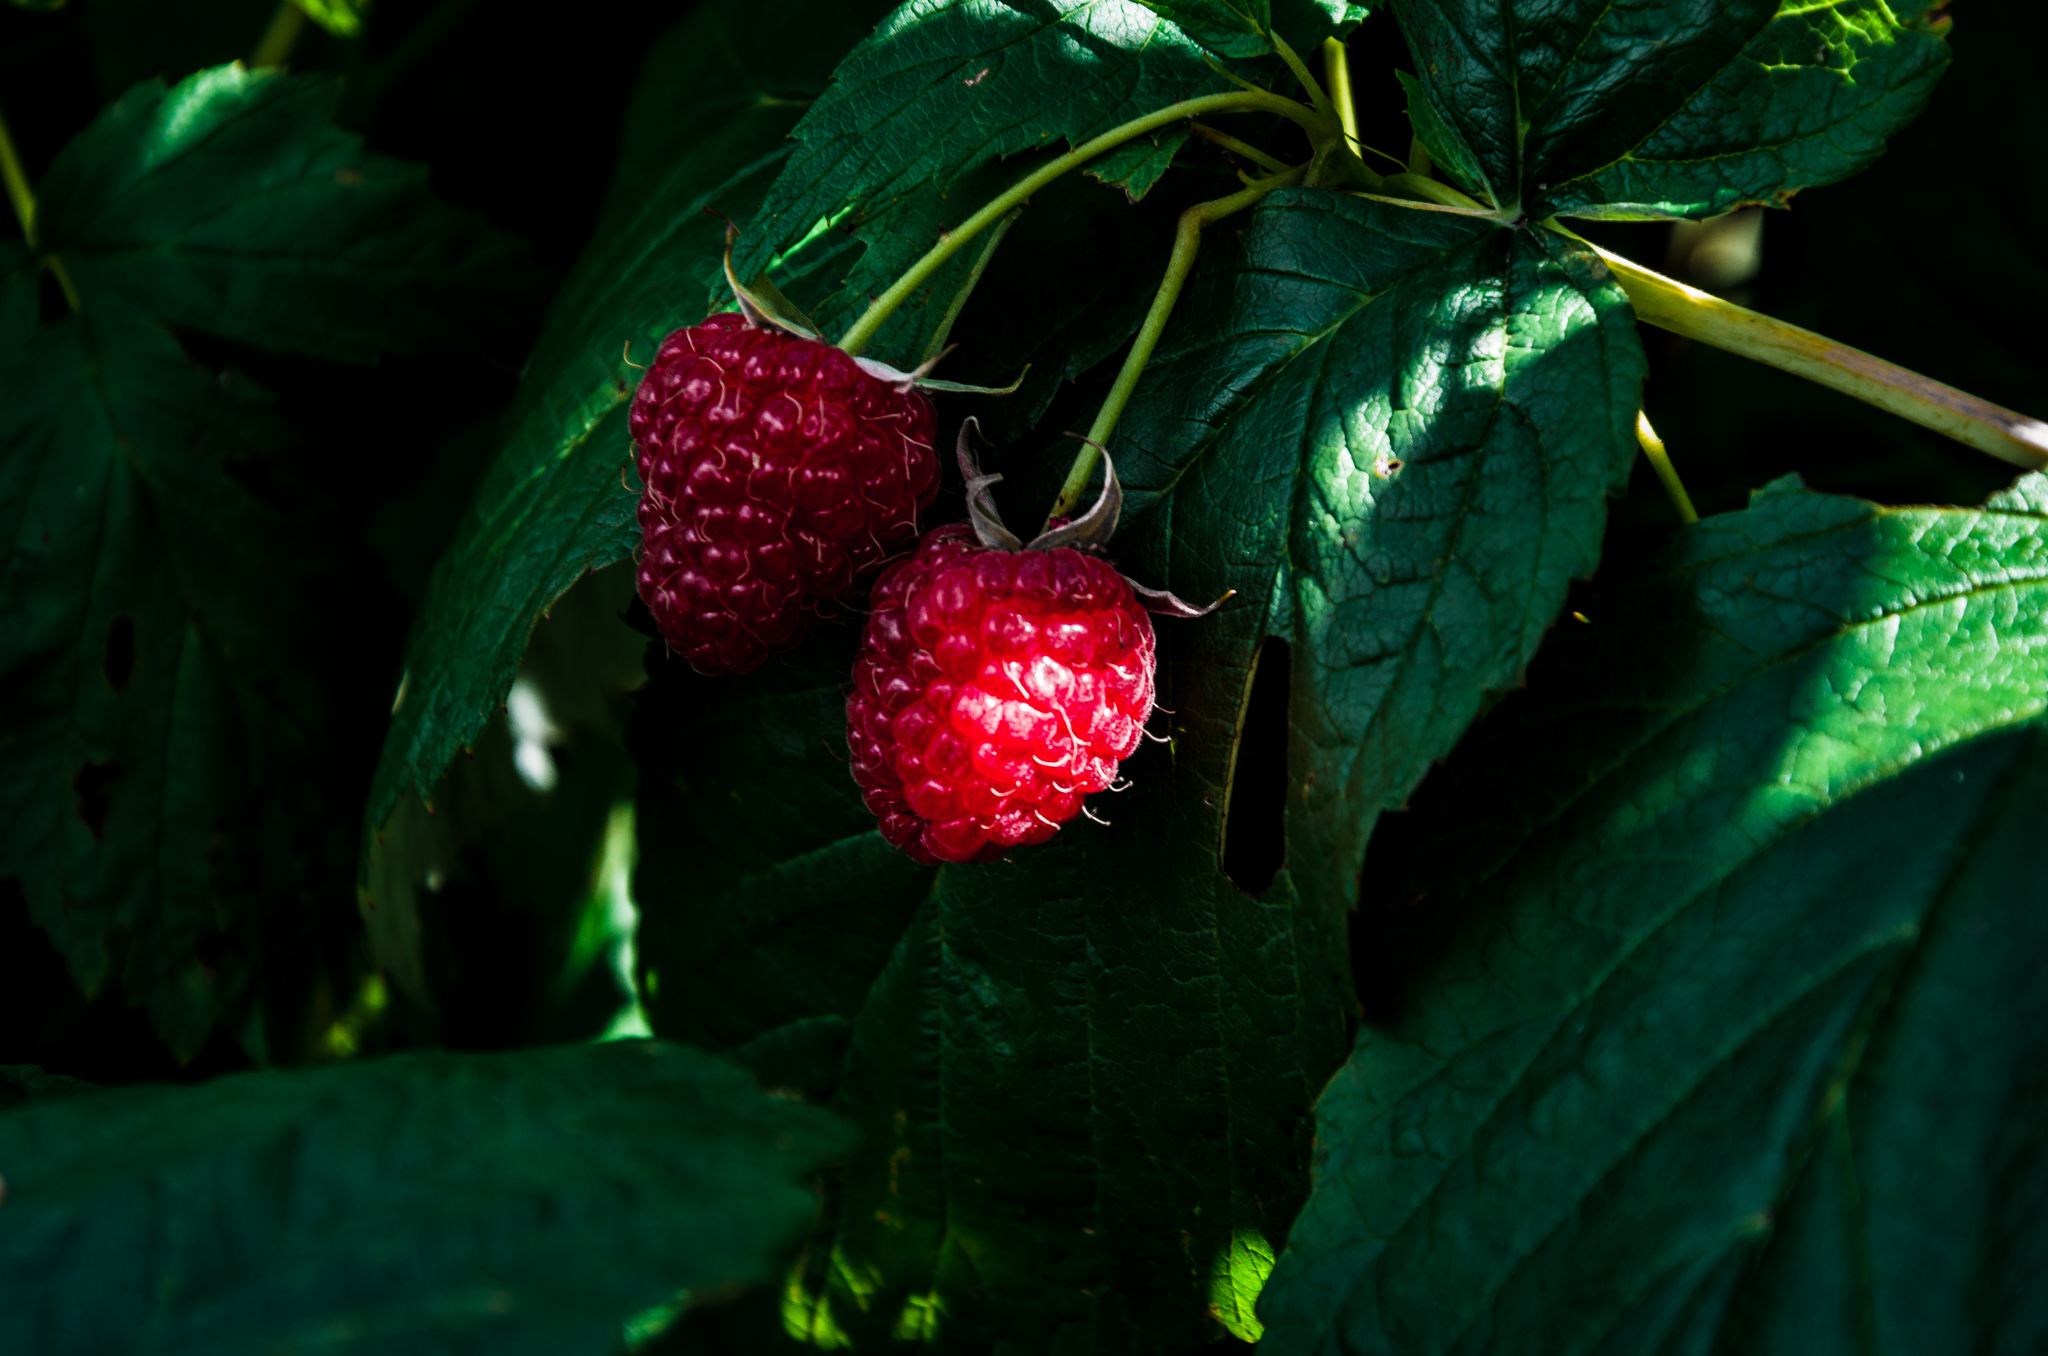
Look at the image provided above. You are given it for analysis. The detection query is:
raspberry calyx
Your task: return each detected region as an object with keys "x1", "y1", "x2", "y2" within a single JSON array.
[{"x1": 846, "y1": 421, "x2": 1226, "y2": 865}]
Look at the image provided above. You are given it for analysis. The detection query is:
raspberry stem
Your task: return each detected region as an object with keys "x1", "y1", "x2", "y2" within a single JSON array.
[
  {"x1": 835, "y1": 88, "x2": 1323, "y2": 357},
  {"x1": 1047, "y1": 163, "x2": 1309, "y2": 525}
]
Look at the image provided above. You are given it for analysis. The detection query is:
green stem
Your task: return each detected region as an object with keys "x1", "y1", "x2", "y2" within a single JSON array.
[
  {"x1": 1047, "y1": 164, "x2": 1310, "y2": 524},
  {"x1": 251, "y1": 2, "x2": 309, "y2": 68},
  {"x1": 1635, "y1": 411, "x2": 1699, "y2": 524},
  {"x1": 1271, "y1": 32, "x2": 1335, "y2": 122},
  {"x1": 1589, "y1": 239, "x2": 2048, "y2": 471},
  {"x1": 1188, "y1": 122, "x2": 1290, "y2": 175},
  {"x1": 1321, "y1": 37, "x2": 1359, "y2": 152},
  {"x1": 836, "y1": 89, "x2": 1316, "y2": 356},
  {"x1": 0, "y1": 97, "x2": 36, "y2": 247},
  {"x1": 1407, "y1": 135, "x2": 1433, "y2": 179},
  {"x1": 921, "y1": 208, "x2": 1018, "y2": 365}
]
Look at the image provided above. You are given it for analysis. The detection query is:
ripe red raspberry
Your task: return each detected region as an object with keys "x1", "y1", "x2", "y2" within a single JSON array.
[
  {"x1": 846, "y1": 523, "x2": 1158, "y2": 864},
  {"x1": 628, "y1": 311, "x2": 938, "y2": 674}
]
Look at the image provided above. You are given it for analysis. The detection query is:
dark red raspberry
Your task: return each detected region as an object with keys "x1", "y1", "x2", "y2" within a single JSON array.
[
  {"x1": 629, "y1": 312, "x2": 939, "y2": 674},
  {"x1": 846, "y1": 523, "x2": 1157, "y2": 864}
]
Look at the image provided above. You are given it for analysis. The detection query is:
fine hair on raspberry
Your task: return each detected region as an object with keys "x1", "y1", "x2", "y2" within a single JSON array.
[
  {"x1": 847, "y1": 523, "x2": 1158, "y2": 865},
  {"x1": 628, "y1": 311, "x2": 938, "y2": 675}
]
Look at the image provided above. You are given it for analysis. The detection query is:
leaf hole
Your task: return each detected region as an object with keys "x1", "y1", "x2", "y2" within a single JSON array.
[
  {"x1": 103, "y1": 616, "x2": 136, "y2": 691},
  {"x1": 71, "y1": 761, "x2": 115, "y2": 841},
  {"x1": 1222, "y1": 636, "x2": 1289, "y2": 896}
]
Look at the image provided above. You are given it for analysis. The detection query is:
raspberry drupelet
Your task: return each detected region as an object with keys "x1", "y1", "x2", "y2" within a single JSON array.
[
  {"x1": 847, "y1": 524, "x2": 1157, "y2": 863},
  {"x1": 628, "y1": 312, "x2": 938, "y2": 675}
]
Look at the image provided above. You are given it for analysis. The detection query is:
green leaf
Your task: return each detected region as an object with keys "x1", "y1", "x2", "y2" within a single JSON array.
[
  {"x1": 1260, "y1": 476, "x2": 2048, "y2": 1354},
  {"x1": 729, "y1": 0, "x2": 1241, "y2": 285},
  {"x1": 361, "y1": 0, "x2": 897, "y2": 847},
  {"x1": 0, "y1": 251, "x2": 323, "y2": 1058},
  {"x1": 36, "y1": 64, "x2": 543, "y2": 363},
  {"x1": 629, "y1": 624, "x2": 934, "y2": 1057},
  {"x1": 0, "y1": 1066, "x2": 96, "y2": 1109},
  {"x1": 1117, "y1": 190, "x2": 1642, "y2": 916},
  {"x1": 1132, "y1": 0, "x2": 1273, "y2": 57},
  {"x1": 1082, "y1": 125, "x2": 1191, "y2": 201},
  {"x1": 0, "y1": 1041, "x2": 853, "y2": 1355},
  {"x1": 1392, "y1": 0, "x2": 1949, "y2": 219}
]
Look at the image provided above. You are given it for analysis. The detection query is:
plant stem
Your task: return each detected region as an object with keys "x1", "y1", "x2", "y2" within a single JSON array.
[
  {"x1": 1635, "y1": 411, "x2": 1698, "y2": 524},
  {"x1": 921, "y1": 208, "x2": 1018, "y2": 365},
  {"x1": 0, "y1": 97, "x2": 36, "y2": 247},
  {"x1": 837, "y1": 89, "x2": 1315, "y2": 356},
  {"x1": 1047, "y1": 164, "x2": 1309, "y2": 524},
  {"x1": 1407, "y1": 136, "x2": 1433, "y2": 178},
  {"x1": 1590, "y1": 241, "x2": 2048, "y2": 472},
  {"x1": 1321, "y1": 38, "x2": 1359, "y2": 151},
  {"x1": 1189, "y1": 123, "x2": 1290, "y2": 175},
  {"x1": 251, "y1": 2, "x2": 310, "y2": 69},
  {"x1": 1272, "y1": 33, "x2": 1335, "y2": 121}
]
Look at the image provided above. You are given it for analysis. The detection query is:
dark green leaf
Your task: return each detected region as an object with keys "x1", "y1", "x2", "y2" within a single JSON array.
[
  {"x1": 1392, "y1": 0, "x2": 1949, "y2": 219},
  {"x1": 1134, "y1": 0, "x2": 1274, "y2": 57},
  {"x1": 37, "y1": 64, "x2": 544, "y2": 363},
  {"x1": 0, "y1": 1065, "x2": 96, "y2": 1109},
  {"x1": 0, "y1": 251, "x2": 322, "y2": 1057},
  {"x1": 362, "y1": 0, "x2": 896, "y2": 845},
  {"x1": 0, "y1": 1041, "x2": 853, "y2": 1356},
  {"x1": 1083, "y1": 126, "x2": 1190, "y2": 201},
  {"x1": 729, "y1": 0, "x2": 1243, "y2": 286},
  {"x1": 629, "y1": 625, "x2": 934, "y2": 1057},
  {"x1": 1261, "y1": 475, "x2": 2048, "y2": 1354}
]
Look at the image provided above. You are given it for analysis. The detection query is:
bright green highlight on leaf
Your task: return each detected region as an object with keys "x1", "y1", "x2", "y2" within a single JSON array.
[{"x1": 1210, "y1": 1226, "x2": 1278, "y2": 1342}]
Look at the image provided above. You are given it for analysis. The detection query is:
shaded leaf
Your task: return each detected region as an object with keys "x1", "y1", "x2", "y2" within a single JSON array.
[
  {"x1": 362, "y1": 0, "x2": 896, "y2": 845},
  {"x1": 38, "y1": 64, "x2": 545, "y2": 363},
  {"x1": 1261, "y1": 476, "x2": 2048, "y2": 1354},
  {"x1": 629, "y1": 624, "x2": 934, "y2": 1058},
  {"x1": 1083, "y1": 125, "x2": 1190, "y2": 200},
  {"x1": 0, "y1": 1065, "x2": 97, "y2": 1109},
  {"x1": 0, "y1": 252, "x2": 322, "y2": 1058},
  {"x1": 0, "y1": 1040, "x2": 853, "y2": 1356},
  {"x1": 1392, "y1": 0, "x2": 1949, "y2": 219}
]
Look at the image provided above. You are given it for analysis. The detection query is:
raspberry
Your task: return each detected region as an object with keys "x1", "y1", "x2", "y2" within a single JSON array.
[
  {"x1": 846, "y1": 523, "x2": 1158, "y2": 864},
  {"x1": 628, "y1": 312, "x2": 939, "y2": 674}
]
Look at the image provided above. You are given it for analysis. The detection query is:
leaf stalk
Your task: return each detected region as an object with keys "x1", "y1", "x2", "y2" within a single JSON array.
[
  {"x1": 1635, "y1": 411, "x2": 1699, "y2": 524},
  {"x1": 0, "y1": 97, "x2": 36, "y2": 247},
  {"x1": 251, "y1": 2, "x2": 311, "y2": 69},
  {"x1": 836, "y1": 89, "x2": 1319, "y2": 357},
  {"x1": 1591, "y1": 240, "x2": 2048, "y2": 472},
  {"x1": 1047, "y1": 163, "x2": 1310, "y2": 525}
]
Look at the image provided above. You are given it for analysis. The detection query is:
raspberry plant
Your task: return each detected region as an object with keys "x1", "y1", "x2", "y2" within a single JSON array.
[{"x1": 3, "y1": 1, "x2": 2047, "y2": 1353}]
